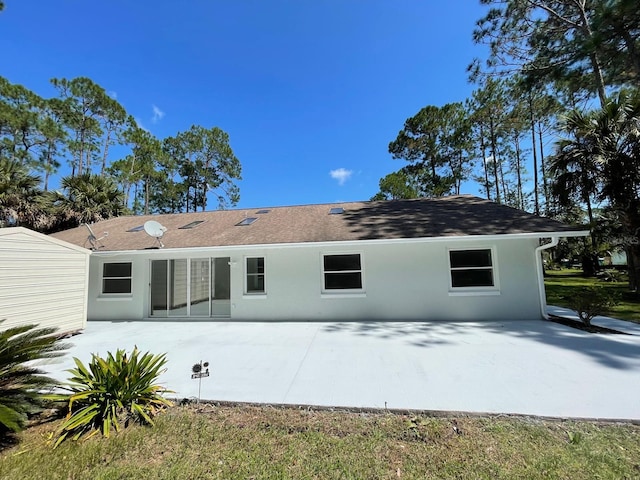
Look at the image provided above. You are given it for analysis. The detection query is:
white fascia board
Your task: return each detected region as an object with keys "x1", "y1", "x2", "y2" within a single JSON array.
[{"x1": 90, "y1": 230, "x2": 590, "y2": 257}]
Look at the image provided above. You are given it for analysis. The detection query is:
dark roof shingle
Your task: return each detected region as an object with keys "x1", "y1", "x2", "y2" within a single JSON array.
[{"x1": 50, "y1": 195, "x2": 585, "y2": 251}]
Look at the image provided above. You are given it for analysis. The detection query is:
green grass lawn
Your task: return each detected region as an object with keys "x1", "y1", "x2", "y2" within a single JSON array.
[
  {"x1": 545, "y1": 269, "x2": 640, "y2": 323},
  {"x1": 2, "y1": 405, "x2": 640, "y2": 479}
]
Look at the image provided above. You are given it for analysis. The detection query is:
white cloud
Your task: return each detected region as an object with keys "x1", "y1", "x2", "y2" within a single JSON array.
[
  {"x1": 329, "y1": 168, "x2": 353, "y2": 186},
  {"x1": 151, "y1": 104, "x2": 165, "y2": 123},
  {"x1": 108, "y1": 91, "x2": 118, "y2": 99},
  {"x1": 134, "y1": 117, "x2": 149, "y2": 132}
]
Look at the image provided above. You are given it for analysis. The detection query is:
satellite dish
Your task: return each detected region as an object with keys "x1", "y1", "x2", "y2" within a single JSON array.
[{"x1": 143, "y1": 220, "x2": 167, "y2": 248}]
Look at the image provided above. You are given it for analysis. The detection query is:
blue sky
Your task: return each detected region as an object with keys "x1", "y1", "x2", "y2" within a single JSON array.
[{"x1": 1, "y1": 1, "x2": 488, "y2": 209}]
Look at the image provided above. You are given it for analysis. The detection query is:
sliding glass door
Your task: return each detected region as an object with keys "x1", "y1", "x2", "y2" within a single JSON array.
[
  {"x1": 190, "y1": 258, "x2": 210, "y2": 316},
  {"x1": 211, "y1": 257, "x2": 230, "y2": 317},
  {"x1": 150, "y1": 257, "x2": 230, "y2": 318},
  {"x1": 150, "y1": 260, "x2": 168, "y2": 317}
]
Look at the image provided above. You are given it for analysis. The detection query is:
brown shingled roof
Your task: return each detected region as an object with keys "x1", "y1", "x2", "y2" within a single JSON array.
[{"x1": 49, "y1": 195, "x2": 585, "y2": 251}]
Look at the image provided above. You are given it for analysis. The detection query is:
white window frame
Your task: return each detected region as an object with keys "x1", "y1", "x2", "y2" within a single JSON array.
[
  {"x1": 244, "y1": 256, "x2": 266, "y2": 295},
  {"x1": 101, "y1": 262, "x2": 132, "y2": 295},
  {"x1": 321, "y1": 252, "x2": 365, "y2": 294},
  {"x1": 447, "y1": 247, "x2": 500, "y2": 296}
]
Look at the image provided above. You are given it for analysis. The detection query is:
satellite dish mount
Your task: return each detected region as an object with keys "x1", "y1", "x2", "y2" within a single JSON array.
[
  {"x1": 143, "y1": 220, "x2": 167, "y2": 248},
  {"x1": 84, "y1": 224, "x2": 108, "y2": 250}
]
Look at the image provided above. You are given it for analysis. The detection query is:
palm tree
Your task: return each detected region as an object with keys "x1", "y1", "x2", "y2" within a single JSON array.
[
  {"x1": 549, "y1": 109, "x2": 601, "y2": 229},
  {"x1": 550, "y1": 91, "x2": 640, "y2": 291},
  {"x1": 51, "y1": 173, "x2": 125, "y2": 229},
  {"x1": 0, "y1": 158, "x2": 49, "y2": 230},
  {"x1": 595, "y1": 93, "x2": 640, "y2": 293},
  {"x1": 0, "y1": 321, "x2": 68, "y2": 433}
]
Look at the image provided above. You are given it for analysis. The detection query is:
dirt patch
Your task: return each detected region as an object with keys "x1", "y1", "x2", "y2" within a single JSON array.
[{"x1": 549, "y1": 315, "x2": 629, "y2": 334}]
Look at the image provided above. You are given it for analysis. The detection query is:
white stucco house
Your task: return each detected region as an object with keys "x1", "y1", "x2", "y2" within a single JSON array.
[
  {"x1": 51, "y1": 195, "x2": 588, "y2": 322},
  {"x1": 0, "y1": 227, "x2": 90, "y2": 334}
]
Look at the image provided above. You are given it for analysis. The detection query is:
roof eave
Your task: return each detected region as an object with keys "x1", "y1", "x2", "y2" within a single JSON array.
[{"x1": 89, "y1": 230, "x2": 591, "y2": 256}]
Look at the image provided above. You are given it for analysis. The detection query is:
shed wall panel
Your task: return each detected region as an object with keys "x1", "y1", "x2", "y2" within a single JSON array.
[{"x1": 0, "y1": 229, "x2": 90, "y2": 334}]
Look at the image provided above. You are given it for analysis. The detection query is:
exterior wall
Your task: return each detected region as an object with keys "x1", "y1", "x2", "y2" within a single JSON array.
[
  {"x1": 89, "y1": 253, "x2": 146, "y2": 321},
  {"x1": 88, "y1": 236, "x2": 543, "y2": 322},
  {"x1": 0, "y1": 228, "x2": 90, "y2": 334}
]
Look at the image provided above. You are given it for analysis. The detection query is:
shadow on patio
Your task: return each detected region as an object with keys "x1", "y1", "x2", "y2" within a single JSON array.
[{"x1": 320, "y1": 319, "x2": 640, "y2": 371}]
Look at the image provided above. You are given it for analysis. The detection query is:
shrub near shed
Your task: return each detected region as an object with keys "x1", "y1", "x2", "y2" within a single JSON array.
[{"x1": 54, "y1": 347, "x2": 173, "y2": 447}]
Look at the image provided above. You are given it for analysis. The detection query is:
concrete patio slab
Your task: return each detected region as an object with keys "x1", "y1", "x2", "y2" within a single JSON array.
[{"x1": 43, "y1": 318, "x2": 640, "y2": 421}]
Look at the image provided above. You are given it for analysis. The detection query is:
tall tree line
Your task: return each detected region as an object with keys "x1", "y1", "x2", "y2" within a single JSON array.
[
  {"x1": 376, "y1": 77, "x2": 556, "y2": 214},
  {"x1": 372, "y1": 0, "x2": 640, "y2": 291},
  {"x1": 0, "y1": 76, "x2": 241, "y2": 232}
]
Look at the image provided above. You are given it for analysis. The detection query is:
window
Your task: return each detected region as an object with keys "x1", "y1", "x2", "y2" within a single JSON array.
[
  {"x1": 245, "y1": 257, "x2": 265, "y2": 294},
  {"x1": 102, "y1": 262, "x2": 132, "y2": 294},
  {"x1": 329, "y1": 207, "x2": 344, "y2": 215},
  {"x1": 449, "y1": 249, "x2": 494, "y2": 288},
  {"x1": 323, "y1": 254, "x2": 362, "y2": 290},
  {"x1": 179, "y1": 220, "x2": 204, "y2": 229},
  {"x1": 127, "y1": 225, "x2": 144, "y2": 232},
  {"x1": 236, "y1": 217, "x2": 257, "y2": 226}
]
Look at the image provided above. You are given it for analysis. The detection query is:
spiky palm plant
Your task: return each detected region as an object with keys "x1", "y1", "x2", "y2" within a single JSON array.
[
  {"x1": 55, "y1": 347, "x2": 172, "y2": 447},
  {"x1": 0, "y1": 321, "x2": 68, "y2": 433}
]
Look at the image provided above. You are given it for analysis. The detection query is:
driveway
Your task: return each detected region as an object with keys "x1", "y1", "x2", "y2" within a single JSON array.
[{"x1": 44, "y1": 318, "x2": 640, "y2": 421}]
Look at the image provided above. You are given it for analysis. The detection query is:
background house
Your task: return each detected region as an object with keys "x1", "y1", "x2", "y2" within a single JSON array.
[
  {"x1": 602, "y1": 250, "x2": 628, "y2": 268},
  {"x1": 0, "y1": 227, "x2": 90, "y2": 334},
  {"x1": 51, "y1": 196, "x2": 587, "y2": 322}
]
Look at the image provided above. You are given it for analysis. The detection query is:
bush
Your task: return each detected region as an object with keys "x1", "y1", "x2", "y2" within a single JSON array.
[
  {"x1": 0, "y1": 320, "x2": 68, "y2": 433},
  {"x1": 55, "y1": 347, "x2": 173, "y2": 447},
  {"x1": 596, "y1": 269, "x2": 623, "y2": 282},
  {"x1": 567, "y1": 287, "x2": 620, "y2": 326}
]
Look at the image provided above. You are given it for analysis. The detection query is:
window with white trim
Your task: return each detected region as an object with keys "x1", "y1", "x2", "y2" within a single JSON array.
[
  {"x1": 323, "y1": 254, "x2": 362, "y2": 290},
  {"x1": 245, "y1": 257, "x2": 265, "y2": 294},
  {"x1": 449, "y1": 249, "x2": 494, "y2": 288},
  {"x1": 102, "y1": 262, "x2": 132, "y2": 294}
]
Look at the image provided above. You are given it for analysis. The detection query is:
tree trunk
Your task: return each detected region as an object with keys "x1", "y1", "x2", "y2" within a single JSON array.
[
  {"x1": 101, "y1": 126, "x2": 112, "y2": 175},
  {"x1": 581, "y1": 238, "x2": 598, "y2": 277},
  {"x1": 498, "y1": 158, "x2": 509, "y2": 205},
  {"x1": 514, "y1": 132, "x2": 523, "y2": 210},
  {"x1": 621, "y1": 29, "x2": 640, "y2": 80},
  {"x1": 453, "y1": 152, "x2": 463, "y2": 195},
  {"x1": 622, "y1": 207, "x2": 640, "y2": 294},
  {"x1": 44, "y1": 146, "x2": 52, "y2": 191},
  {"x1": 574, "y1": 4, "x2": 608, "y2": 106},
  {"x1": 133, "y1": 183, "x2": 139, "y2": 214},
  {"x1": 78, "y1": 128, "x2": 85, "y2": 176},
  {"x1": 479, "y1": 124, "x2": 491, "y2": 199},
  {"x1": 589, "y1": 52, "x2": 608, "y2": 107},
  {"x1": 583, "y1": 192, "x2": 599, "y2": 273},
  {"x1": 585, "y1": 194, "x2": 595, "y2": 239},
  {"x1": 123, "y1": 183, "x2": 131, "y2": 207},
  {"x1": 626, "y1": 244, "x2": 640, "y2": 295},
  {"x1": 537, "y1": 122, "x2": 549, "y2": 215},
  {"x1": 144, "y1": 176, "x2": 150, "y2": 215},
  {"x1": 489, "y1": 117, "x2": 501, "y2": 203},
  {"x1": 529, "y1": 93, "x2": 540, "y2": 215}
]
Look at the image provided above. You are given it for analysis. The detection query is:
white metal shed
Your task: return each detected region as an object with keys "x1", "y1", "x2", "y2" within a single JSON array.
[{"x1": 0, "y1": 227, "x2": 90, "y2": 334}]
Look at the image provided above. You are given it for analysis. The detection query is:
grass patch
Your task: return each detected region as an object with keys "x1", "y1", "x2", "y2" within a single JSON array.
[
  {"x1": 545, "y1": 269, "x2": 640, "y2": 323},
  {"x1": 1, "y1": 405, "x2": 640, "y2": 479}
]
